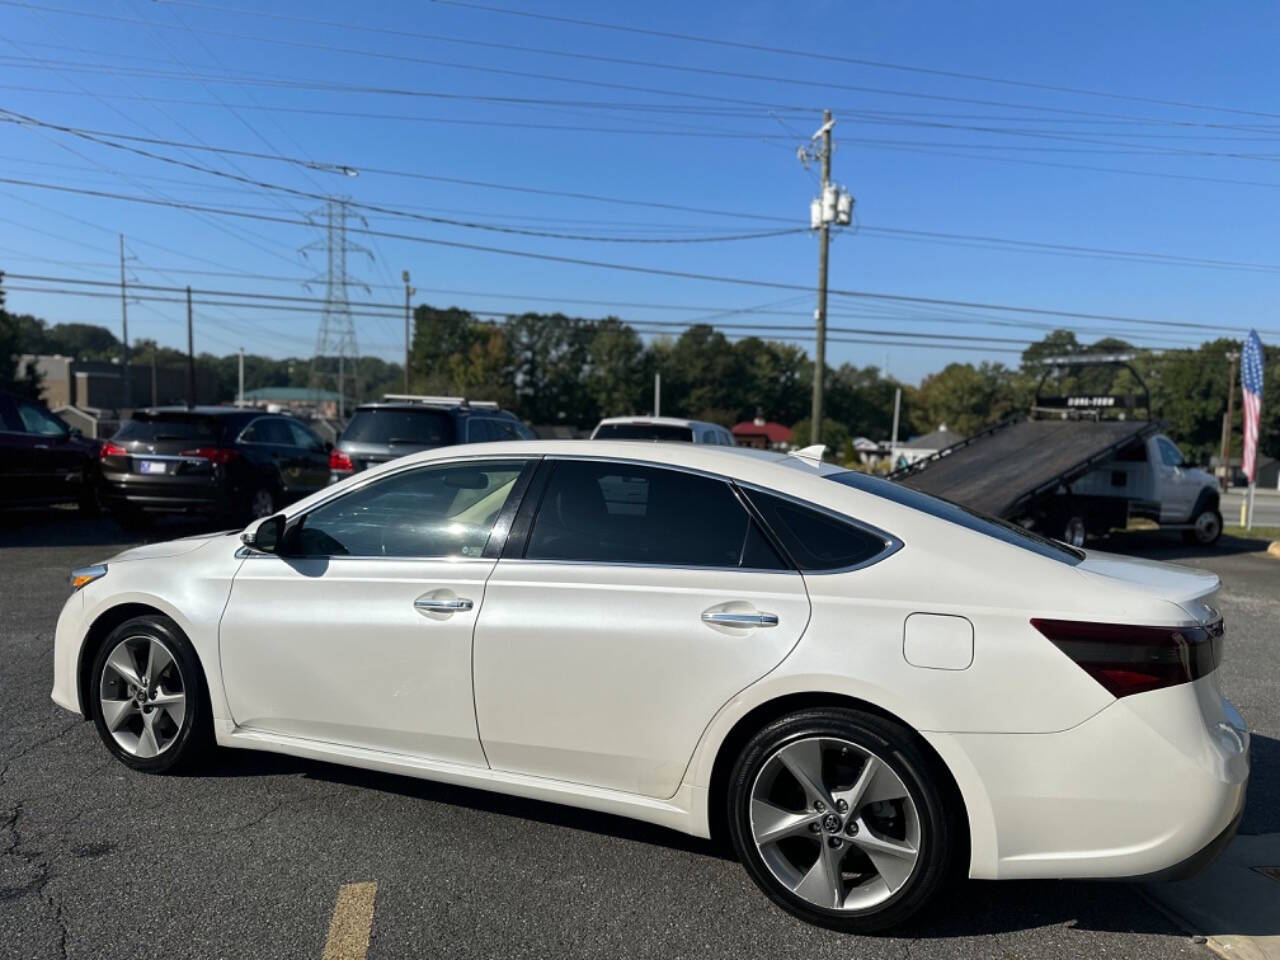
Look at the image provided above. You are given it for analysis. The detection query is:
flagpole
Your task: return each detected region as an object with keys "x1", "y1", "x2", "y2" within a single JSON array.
[{"x1": 1246, "y1": 482, "x2": 1255, "y2": 531}]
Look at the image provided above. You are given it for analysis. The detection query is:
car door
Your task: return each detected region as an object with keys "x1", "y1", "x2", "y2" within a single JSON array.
[
  {"x1": 1153, "y1": 436, "x2": 1196, "y2": 521},
  {"x1": 16, "y1": 400, "x2": 81, "y2": 501},
  {"x1": 0, "y1": 394, "x2": 37, "y2": 503},
  {"x1": 219, "y1": 457, "x2": 533, "y2": 764},
  {"x1": 285, "y1": 419, "x2": 331, "y2": 492},
  {"x1": 472, "y1": 457, "x2": 811, "y2": 799}
]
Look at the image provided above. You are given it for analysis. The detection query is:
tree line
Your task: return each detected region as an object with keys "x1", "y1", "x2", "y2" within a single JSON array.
[{"x1": 2, "y1": 292, "x2": 1276, "y2": 466}]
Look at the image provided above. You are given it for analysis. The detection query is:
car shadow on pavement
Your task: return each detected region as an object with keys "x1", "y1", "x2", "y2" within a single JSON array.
[
  {"x1": 0, "y1": 506, "x2": 225, "y2": 549},
  {"x1": 199, "y1": 735, "x2": 1276, "y2": 939},
  {"x1": 1096, "y1": 528, "x2": 1274, "y2": 560}
]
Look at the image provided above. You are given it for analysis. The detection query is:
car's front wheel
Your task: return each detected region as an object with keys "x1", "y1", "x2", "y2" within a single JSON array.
[
  {"x1": 727, "y1": 708, "x2": 959, "y2": 932},
  {"x1": 89, "y1": 615, "x2": 211, "y2": 773},
  {"x1": 1183, "y1": 506, "x2": 1223, "y2": 546}
]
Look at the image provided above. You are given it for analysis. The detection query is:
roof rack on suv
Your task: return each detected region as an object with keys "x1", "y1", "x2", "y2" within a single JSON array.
[{"x1": 380, "y1": 394, "x2": 500, "y2": 410}]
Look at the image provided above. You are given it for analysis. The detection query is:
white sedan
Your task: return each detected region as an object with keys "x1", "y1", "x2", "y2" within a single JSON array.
[{"x1": 51, "y1": 440, "x2": 1249, "y2": 931}]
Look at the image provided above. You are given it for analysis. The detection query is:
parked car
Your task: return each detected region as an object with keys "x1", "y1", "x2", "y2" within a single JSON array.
[
  {"x1": 591, "y1": 415, "x2": 736, "y2": 445},
  {"x1": 99, "y1": 407, "x2": 330, "y2": 527},
  {"x1": 0, "y1": 389, "x2": 101, "y2": 513},
  {"x1": 328, "y1": 394, "x2": 534, "y2": 483},
  {"x1": 53, "y1": 441, "x2": 1247, "y2": 932}
]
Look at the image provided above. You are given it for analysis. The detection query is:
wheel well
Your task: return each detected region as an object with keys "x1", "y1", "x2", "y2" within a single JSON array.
[
  {"x1": 705, "y1": 692, "x2": 970, "y2": 866},
  {"x1": 76, "y1": 602, "x2": 168, "y2": 716}
]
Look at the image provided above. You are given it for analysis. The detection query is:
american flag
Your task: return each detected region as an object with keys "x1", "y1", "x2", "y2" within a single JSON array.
[{"x1": 1241, "y1": 330, "x2": 1264, "y2": 484}]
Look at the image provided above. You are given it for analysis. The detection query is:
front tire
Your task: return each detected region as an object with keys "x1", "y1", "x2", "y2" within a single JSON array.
[
  {"x1": 727, "y1": 708, "x2": 958, "y2": 933},
  {"x1": 89, "y1": 615, "x2": 211, "y2": 773},
  {"x1": 1183, "y1": 507, "x2": 1223, "y2": 546}
]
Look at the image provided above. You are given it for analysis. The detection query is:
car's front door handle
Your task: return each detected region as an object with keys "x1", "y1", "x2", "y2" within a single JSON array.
[
  {"x1": 701, "y1": 611, "x2": 779, "y2": 628},
  {"x1": 414, "y1": 597, "x2": 474, "y2": 612}
]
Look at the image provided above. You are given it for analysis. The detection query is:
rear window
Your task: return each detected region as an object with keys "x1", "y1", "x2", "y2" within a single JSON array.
[
  {"x1": 826, "y1": 470, "x2": 1084, "y2": 565},
  {"x1": 593, "y1": 423, "x2": 695, "y2": 442},
  {"x1": 114, "y1": 414, "x2": 221, "y2": 443},
  {"x1": 342, "y1": 409, "x2": 456, "y2": 446}
]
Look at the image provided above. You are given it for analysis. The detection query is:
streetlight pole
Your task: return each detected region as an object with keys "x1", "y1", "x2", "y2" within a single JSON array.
[{"x1": 402, "y1": 270, "x2": 413, "y2": 393}]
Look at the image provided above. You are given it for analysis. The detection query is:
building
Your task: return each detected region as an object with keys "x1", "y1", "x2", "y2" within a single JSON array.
[
  {"x1": 891, "y1": 425, "x2": 965, "y2": 469},
  {"x1": 732, "y1": 415, "x2": 793, "y2": 450},
  {"x1": 240, "y1": 386, "x2": 348, "y2": 419},
  {"x1": 19, "y1": 353, "x2": 217, "y2": 438},
  {"x1": 1210, "y1": 454, "x2": 1280, "y2": 490}
]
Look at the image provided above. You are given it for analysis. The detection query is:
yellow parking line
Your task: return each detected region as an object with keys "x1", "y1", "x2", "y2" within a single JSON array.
[{"x1": 322, "y1": 882, "x2": 378, "y2": 960}]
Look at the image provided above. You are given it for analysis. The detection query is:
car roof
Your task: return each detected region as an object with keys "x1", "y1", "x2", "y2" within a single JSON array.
[
  {"x1": 594, "y1": 416, "x2": 722, "y2": 430},
  {"x1": 134, "y1": 405, "x2": 252, "y2": 417},
  {"x1": 354, "y1": 402, "x2": 514, "y2": 416}
]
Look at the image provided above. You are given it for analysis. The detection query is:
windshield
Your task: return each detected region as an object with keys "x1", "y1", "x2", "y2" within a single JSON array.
[
  {"x1": 593, "y1": 423, "x2": 695, "y2": 442},
  {"x1": 826, "y1": 470, "x2": 1085, "y2": 565},
  {"x1": 342, "y1": 409, "x2": 456, "y2": 446},
  {"x1": 114, "y1": 414, "x2": 222, "y2": 443}
]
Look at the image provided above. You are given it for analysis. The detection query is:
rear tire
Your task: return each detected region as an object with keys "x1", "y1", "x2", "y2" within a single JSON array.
[
  {"x1": 111, "y1": 506, "x2": 152, "y2": 531},
  {"x1": 89, "y1": 615, "x2": 211, "y2": 774},
  {"x1": 726, "y1": 708, "x2": 959, "y2": 933},
  {"x1": 78, "y1": 475, "x2": 103, "y2": 517}
]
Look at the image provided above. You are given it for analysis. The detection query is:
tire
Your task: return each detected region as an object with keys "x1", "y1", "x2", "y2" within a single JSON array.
[
  {"x1": 1183, "y1": 507, "x2": 1223, "y2": 546},
  {"x1": 246, "y1": 486, "x2": 277, "y2": 521},
  {"x1": 78, "y1": 474, "x2": 103, "y2": 517},
  {"x1": 1061, "y1": 515, "x2": 1087, "y2": 548},
  {"x1": 727, "y1": 708, "x2": 959, "y2": 933},
  {"x1": 89, "y1": 615, "x2": 212, "y2": 774}
]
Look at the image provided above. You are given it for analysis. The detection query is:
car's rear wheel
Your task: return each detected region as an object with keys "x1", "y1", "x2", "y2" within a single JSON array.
[
  {"x1": 110, "y1": 505, "x2": 152, "y2": 531},
  {"x1": 727, "y1": 708, "x2": 958, "y2": 932},
  {"x1": 89, "y1": 615, "x2": 211, "y2": 773},
  {"x1": 247, "y1": 487, "x2": 276, "y2": 520}
]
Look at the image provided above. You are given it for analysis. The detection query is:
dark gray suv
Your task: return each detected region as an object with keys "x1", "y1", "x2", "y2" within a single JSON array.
[{"x1": 328, "y1": 395, "x2": 534, "y2": 483}]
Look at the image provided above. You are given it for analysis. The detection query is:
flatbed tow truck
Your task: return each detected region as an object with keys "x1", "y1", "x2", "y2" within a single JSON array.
[{"x1": 890, "y1": 356, "x2": 1223, "y2": 547}]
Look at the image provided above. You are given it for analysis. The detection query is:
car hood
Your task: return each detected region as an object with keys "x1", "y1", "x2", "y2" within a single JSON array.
[
  {"x1": 1076, "y1": 548, "x2": 1220, "y2": 620},
  {"x1": 104, "y1": 529, "x2": 237, "y2": 564}
]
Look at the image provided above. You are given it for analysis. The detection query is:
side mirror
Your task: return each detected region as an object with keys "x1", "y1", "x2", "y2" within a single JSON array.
[{"x1": 241, "y1": 514, "x2": 285, "y2": 553}]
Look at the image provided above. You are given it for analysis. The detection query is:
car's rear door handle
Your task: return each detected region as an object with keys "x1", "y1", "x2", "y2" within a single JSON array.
[
  {"x1": 414, "y1": 597, "x2": 474, "y2": 612},
  {"x1": 701, "y1": 611, "x2": 779, "y2": 628}
]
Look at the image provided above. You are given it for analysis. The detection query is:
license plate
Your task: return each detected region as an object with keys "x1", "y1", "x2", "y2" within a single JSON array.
[{"x1": 138, "y1": 460, "x2": 167, "y2": 475}]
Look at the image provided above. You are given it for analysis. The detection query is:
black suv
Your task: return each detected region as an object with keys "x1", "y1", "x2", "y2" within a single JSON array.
[
  {"x1": 0, "y1": 390, "x2": 102, "y2": 513},
  {"x1": 329, "y1": 395, "x2": 534, "y2": 483},
  {"x1": 100, "y1": 407, "x2": 330, "y2": 527}
]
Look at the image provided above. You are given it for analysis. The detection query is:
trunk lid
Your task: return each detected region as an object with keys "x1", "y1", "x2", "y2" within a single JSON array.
[{"x1": 1076, "y1": 548, "x2": 1221, "y2": 622}]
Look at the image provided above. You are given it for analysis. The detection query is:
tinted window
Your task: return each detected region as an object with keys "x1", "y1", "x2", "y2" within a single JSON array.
[
  {"x1": 241, "y1": 418, "x2": 293, "y2": 445},
  {"x1": 746, "y1": 489, "x2": 888, "y2": 571},
  {"x1": 592, "y1": 423, "x2": 695, "y2": 442},
  {"x1": 115, "y1": 414, "x2": 220, "y2": 443},
  {"x1": 488, "y1": 419, "x2": 527, "y2": 441},
  {"x1": 17, "y1": 402, "x2": 67, "y2": 436},
  {"x1": 1157, "y1": 438, "x2": 1184, "y2": 467},
  {"x1": 466, "y1": 418, "x2": 494, "y2": 442},
  {"x1": 287, "y1": 420, "x2": 324, "y2": 451},
  {"x1": 826, "y1": 470, "x2": 1084, "y2": 565},
  {"x1": 526, "y1": 460, "x2": 785, "y2": 569},
  {"x1": 343, "y1": 409, "x2": 456, "y2": 446},
  {"x1": 293, "y1": 461, "x2": 525, "y2": 558}
]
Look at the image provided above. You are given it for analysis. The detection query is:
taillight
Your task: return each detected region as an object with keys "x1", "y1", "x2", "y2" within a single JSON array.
[
  {"x1": 180, "y1": 447, "x2": 240, "y2": 465},
  {"x1": 329, "y1": 448, "x2": 354, "y2": 472},
  {"x1": 1031, "y1": 618, "x2": 1223, "y2": 698},
  {"x1": 100, "y1": 442, "x2": 128, "y2": 459}
]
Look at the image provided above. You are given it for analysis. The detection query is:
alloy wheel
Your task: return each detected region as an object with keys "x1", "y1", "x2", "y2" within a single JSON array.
[
  {"x1": 1063, "y1": 516, "x2": 1086, "y2": 548},
  {"x1": 250, "y1": 489, "x2": 275, "y2": 519},
  {"x1": 749, "y1": 736, "x2": 921, "y2": 912},
  {"x1": 98, "y1": 635, "x2": 187, "y2": 759}
]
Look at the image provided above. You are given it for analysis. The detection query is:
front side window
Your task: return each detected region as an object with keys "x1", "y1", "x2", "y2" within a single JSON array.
[
  {"x1": 1157, "y1": 438, "x2": 1184, "y2": 467},
  {"x1": 291, "y1": 460, "x2": 525, "y2": 558},
  {"x1": 466, "y1": 419, "x2": 494, "y2": 442},
  {"x1": 525, "y1": 460, "x2": 786, "y2": 569},
  {"x1": 241, "y1": 418, "x2": 293, "y2": 445},
  {"x1": 746, "y1": 489, "x2": 889, "y2": 571},
  {"x1": 287, "y1": 420, "x2": 324, "y2": 451},
  {"x1": 17, "y1": 402, "x2": 68, "y2": 437}
]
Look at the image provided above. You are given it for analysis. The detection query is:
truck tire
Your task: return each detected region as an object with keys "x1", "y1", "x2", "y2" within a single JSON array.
[{"x1": 1183, "y1": 507, "x2": 1223, "y2": 546}]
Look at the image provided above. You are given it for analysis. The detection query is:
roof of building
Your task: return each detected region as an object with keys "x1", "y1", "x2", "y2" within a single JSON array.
[
  {"x1": 242, "y1": 387, "x2": 343, "y2": 402},
  {"x1": 901, "y1": 428, "x2": 964, "y2": 450},
  {"x1": 732, "y1": 420, "x2": 793, "y2": 443}
]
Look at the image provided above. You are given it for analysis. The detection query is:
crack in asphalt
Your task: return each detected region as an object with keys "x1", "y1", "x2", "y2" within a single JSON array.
[
  {"x1": 0, "y1": 720, "x2": 82, "y2": 786},
  {"x1": 2, "y1": 802, "x2": 70, "y2": 959}
]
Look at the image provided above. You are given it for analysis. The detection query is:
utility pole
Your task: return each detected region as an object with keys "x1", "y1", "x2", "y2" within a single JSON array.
[
  {"x1": 238, "y1": 347, "x2": 245, "y2": 406},
  {"x1": 150, "y1": 349, "x2": 157, "y2": 407},
  {"x1": 797, "y1": 110, "x2": 851, "y2": 448},
  {"x1": 654, "y1": 372, "x2": 661, "y2": 417},
  {"x1": 1219, "y1": 350, "x2": 1240, "y2": 491},
  {"x1": 185, "y1": 286, "x2": 195, "y2": 408},
  {"x1": 119, "y1": 234, "x2": 130, "y2": 406},
  {"x1": 402, "y1": 270, "x2": 413, "y2": 393},
  {"x1": 890, "y1": 386, "x2": 902, "y2": 466}
]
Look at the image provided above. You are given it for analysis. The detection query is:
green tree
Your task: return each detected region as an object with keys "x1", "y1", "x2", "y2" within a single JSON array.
[
  {"x1": 912, "y1": 362, "x2": 1018, "y2": 437},
  {"x1": 586, "y1": 318, "x2": 646, "y2": 418},
  {"x1": 788, "y1": 417, "x2": 853, "y2": 461}
]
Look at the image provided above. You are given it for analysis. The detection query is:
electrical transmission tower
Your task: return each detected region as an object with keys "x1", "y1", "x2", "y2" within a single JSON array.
[{"x1": 303, "y1": 197, "x2": 372, "y2": 419}]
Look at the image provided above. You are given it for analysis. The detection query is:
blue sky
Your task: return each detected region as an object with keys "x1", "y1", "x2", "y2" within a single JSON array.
[{"x1": 1, "y1": 0, "x2": 1278, "y2": 384}]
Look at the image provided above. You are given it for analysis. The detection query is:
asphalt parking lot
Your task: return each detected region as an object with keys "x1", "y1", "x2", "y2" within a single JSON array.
[{"x1": 1, "y1": 509, "x2": 1276, "y2": 960}]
